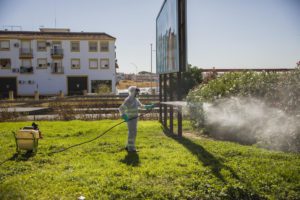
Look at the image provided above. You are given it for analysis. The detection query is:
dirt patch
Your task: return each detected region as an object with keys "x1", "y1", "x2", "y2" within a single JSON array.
[
  {"x1": 117, "y1": 80, "x2": 158, "y2": 89},
  {"x1": 183, "y1": 131, "x2": 215, "y2": 141}
]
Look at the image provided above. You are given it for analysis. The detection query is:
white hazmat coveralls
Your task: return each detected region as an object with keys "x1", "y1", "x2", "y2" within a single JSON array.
[{"x1": 119, "y1": 86, "x2": 144, "y2": 151}]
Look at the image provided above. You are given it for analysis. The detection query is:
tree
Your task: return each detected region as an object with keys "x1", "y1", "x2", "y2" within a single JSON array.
[{"x1": 181, "y1": 64, "x2": 203, "y2": 97}]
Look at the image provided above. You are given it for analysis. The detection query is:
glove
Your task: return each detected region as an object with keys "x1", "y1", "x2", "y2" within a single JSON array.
[
  {"x1": 121, "y1": 114, "x2": 129, "y2": 122},
  {"x1": 145, "y1": 104, "x2": 155, "y2": 110}
]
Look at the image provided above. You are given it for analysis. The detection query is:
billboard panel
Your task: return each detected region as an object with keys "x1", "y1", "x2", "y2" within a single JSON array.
[{"x1": 156, "y1": 0, "x2": 180, "y2": 74}]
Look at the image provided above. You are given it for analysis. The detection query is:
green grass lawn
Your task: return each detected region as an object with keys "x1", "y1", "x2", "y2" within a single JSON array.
[{"x1": 0, "y1": 120, "x2": 299, "y2": 200}]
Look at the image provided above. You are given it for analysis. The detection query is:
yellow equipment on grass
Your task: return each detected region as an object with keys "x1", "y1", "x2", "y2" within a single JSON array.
[{"x1": 13, "y1": 127, "x2": 41, "y2": 154}]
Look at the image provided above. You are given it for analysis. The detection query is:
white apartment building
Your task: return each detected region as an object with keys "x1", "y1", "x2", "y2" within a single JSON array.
[{"x1": 0, "y1": 28, "x2": 117, "y2": 98}]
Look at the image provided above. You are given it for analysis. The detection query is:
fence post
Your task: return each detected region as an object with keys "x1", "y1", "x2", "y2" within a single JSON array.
[
  {"x1": 177, "y1": 72, "x2": 182, "y2": 137},
  {"x1": 169, "y1": 73, "x2": 174, "y2": 134},
  {"x1": 163, "y1": 74, "x2": 168, "y2": 128},
  {"x1": 159, "y1": 74, "x2": 163, "y2": 123}
]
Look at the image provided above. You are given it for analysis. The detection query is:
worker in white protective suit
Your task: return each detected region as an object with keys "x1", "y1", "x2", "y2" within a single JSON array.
[{"x1": 119, "y1": 86, "x2": 154, "y2": 152}]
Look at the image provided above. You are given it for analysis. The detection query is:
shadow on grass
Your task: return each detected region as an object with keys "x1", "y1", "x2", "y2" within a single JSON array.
[
  {"x1": 163, "y1": 127, "x2": 239, "y2": 183},
  {"x1": 16, "y1": 151, "x2": 36, "y2": 161},
  {"x1": 0, "y1": 151, "x2": 35, "y2": 166},
  {"x1": 120, "y1": 151, "x2": 140, "y2": 167}
]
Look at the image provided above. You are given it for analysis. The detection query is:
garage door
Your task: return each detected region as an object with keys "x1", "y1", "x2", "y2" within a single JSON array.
[
  {"x1": 0, "y1": 77, "x2": 17, "y2": 98},
  {"x1": 67, "y1": 76, "x2": 88, "y2": 95}
]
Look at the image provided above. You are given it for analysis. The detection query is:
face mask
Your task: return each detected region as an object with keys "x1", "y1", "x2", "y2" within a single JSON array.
[{"x1": 135, "y1": 88, "x2": 140, "y2": 97}]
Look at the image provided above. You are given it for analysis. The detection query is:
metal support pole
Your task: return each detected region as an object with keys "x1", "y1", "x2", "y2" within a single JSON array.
[
  {"x1": 150, "y1": 43, "x2": 153, "y2": 93},
  {"x1": 169, "y1": 73, "x2": 174, "y2": 134},
  {"x1": 177, "y1": 72, "x2": 182, "y2": 137},
  {"x1": 163, "y1": 74, "x2": 167, "y2": 128},
  {"x1": 159, "y1": 74, "x2": 162, "y2": 123},
  {"x1": 176, "y1": 0, "x2": 186, "y2": 137}
]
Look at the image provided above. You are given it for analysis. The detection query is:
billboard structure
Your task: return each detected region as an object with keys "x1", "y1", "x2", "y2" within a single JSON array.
[
  {"x1": 156, "y1": 0, "x2": 187, "y2": 136},
  {"x1": 156, "y1": 0, "x2": 186, "y2": 74}
]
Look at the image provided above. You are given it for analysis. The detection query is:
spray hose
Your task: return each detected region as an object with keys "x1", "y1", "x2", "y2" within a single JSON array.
[
  {"x1": 0, "y1": 103, "x2": 160, "y2": 166},
  {"x1": 48, "y1": 104, "x2": 159, "y2": 155}
]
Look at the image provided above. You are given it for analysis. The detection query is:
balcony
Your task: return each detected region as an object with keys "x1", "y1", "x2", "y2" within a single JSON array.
[
  {"x1": 20, "y1": 66, "x2": 34, "y2": 74},
  {"x1": 19, "y1": 48, "x2": 33, "y2": 58},
  {"x1": 51, "y1": 48, "x2": 64, "y2": 58},
  {"x1": 51, "y1": 63, "x2": 64, "y2": 74}
]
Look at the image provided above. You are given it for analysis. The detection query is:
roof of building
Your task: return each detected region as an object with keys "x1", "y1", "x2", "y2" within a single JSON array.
[
  {"x1": 39, "y1": 28, "x2": 70, "y2": 32},
  {"x1": 0, "y1": 29, "x2": 116, "y2": 40}
]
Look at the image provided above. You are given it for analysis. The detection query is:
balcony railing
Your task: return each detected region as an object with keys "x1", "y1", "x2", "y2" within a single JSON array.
[
  {"x1": 19, "y1": 48, "x2": 33, "y2": 58},
  {"x1": 51, "y1": 64, "x2": 64, "y2": 74},
  {"x1": 51, "y1": 48, "x2": 64, "y2": 58},
  {"x1": 20, "y1": 66, "x2": 34, "y2": 74}
]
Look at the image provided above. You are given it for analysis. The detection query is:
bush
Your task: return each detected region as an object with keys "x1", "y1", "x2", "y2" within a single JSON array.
[
  {"x1": 181, "y1": 65, "x2": 203, "y2": 97},
  {"x1": 187, "y1": 71, "x2": 280, "y2": 129},
  {"x1": 188, "y1": 71, "x2": 281, "y2": 102},
  {"x1": 187, "y1": 67, "x2": 300, "y2": 152},
  {"x1": 275, "y1": 68, "x2": 300, "y2": 114}
]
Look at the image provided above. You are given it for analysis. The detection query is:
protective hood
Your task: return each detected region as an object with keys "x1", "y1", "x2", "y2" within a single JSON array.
[{"x1": 128, "y1": 86, "x2": 139, "y2": 97}]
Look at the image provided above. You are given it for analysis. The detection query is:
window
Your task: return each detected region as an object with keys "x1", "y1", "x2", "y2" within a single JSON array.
[
  {"x1": 37, "y1": 58, "x2": 47, "y2": 69},
  {"x1": 21, "y1": 59, "x2": 32, "y2": 67},
  {"x1": 100, "y1": 59, "x2": 109, "y2": 69},
  {"x1": 53, "y1": 60, "x2": 62, "y2": 67},
  {"x1": 89, "y1": 41, "x2": 98, "y2": 52},
  {"x1": 21, "y1": 40, "x2": 31, "y2": 49},
  {"x1": 89, "y1": 59, "x2": 98, "y2": 69},
  {"x1": 71, "y1": 59, "x2": 80, "y2": 69},
  {"x1": 20, "y1": 59, "x2": 33, "y2": 73},
  {"x1": 52, "y1": 60, "x2": 63, "y2": 73},
  {"x1": 100, "y1": 41, "x2": 109, "y2": 52},
  {"x1": 91, "y1": 80, "x2": 112, "y2": 93},
  {"x1": 71, "y1": 41, "x2": 80, "y2": 52},
  {"x1": 51, "y1": 41, "x2": 63, "y2": 56},
  {"x1": 0, "y1": 40, "x2": 10, "y2": 50},
  {"x1": 52, "y1": 41, "x2": 62, "y2": 47},
  {"x1": 37, "y1": 41, "x2": 46, "y2": 51},
  {"x1": 0, "y1": 59, "x2": 11, "y2": 69}
]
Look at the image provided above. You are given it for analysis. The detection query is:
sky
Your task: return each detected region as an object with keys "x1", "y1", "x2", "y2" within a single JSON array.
[{"x1": 0, "y1": 0, "x2": 299, "y2": 73}]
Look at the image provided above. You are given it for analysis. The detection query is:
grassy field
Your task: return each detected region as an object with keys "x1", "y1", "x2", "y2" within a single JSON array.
[{"x1": 0, "y1": 120, "x2": 299, "y2": 200}]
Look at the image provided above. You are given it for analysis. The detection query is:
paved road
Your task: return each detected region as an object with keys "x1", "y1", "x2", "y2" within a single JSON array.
[{"x1": 0, "y1": 107, "x2": 49, "y2": 113}]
